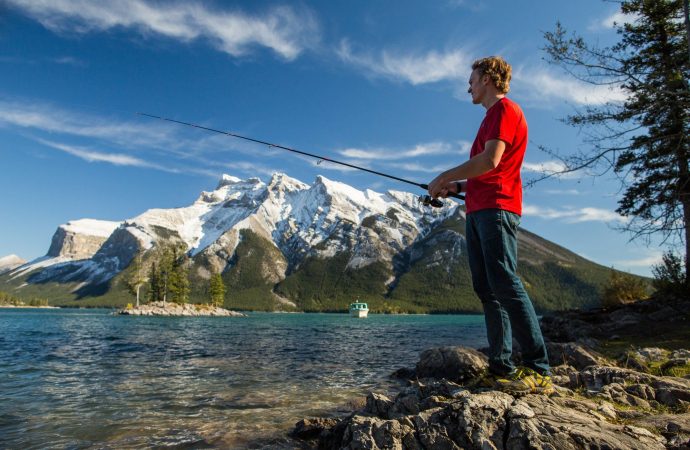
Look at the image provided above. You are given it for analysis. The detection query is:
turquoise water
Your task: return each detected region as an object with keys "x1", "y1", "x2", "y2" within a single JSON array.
[{"x1": 0, "y1": 308, "x2": 486, "y2": 449}]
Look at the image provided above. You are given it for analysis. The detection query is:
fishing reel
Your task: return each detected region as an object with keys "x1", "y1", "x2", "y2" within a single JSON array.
[{"x1": 419, "y1": 195, "x2": 445, "y2": 208}]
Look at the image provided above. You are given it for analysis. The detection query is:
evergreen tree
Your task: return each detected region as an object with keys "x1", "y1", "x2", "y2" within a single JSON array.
[
  {"x1": 170, "y1": 253, "x2": 190, "y2": 304},
  {"x1": 126, "y1": 254, "x2": 147, "y2": 307},
  {"x1": 147, "y1": 262, "x2": 161, "y2": 303},
  {"x1": 542, "y1": 0, "x2": 690, "y2": 277},
  {"x1": 158, "y1": 247, "x2": 174, "y2": 305},
  {"x1": 209, "y1": 272, "x2": 226, "y2": 307}
]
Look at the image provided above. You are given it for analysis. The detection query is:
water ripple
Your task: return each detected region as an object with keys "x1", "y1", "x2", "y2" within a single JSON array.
[{"x1": 0, "y1": 309, "x2": 486, "y2": 449}]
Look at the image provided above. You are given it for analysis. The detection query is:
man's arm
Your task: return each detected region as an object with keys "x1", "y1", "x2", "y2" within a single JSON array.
[{"x1": 427, "y1": 139, "x2": 506, "y2": 198}]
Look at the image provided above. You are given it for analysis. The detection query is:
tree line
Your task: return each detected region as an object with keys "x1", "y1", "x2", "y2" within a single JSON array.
[
  {"x1": 127, "y1": 245, "x2": 225, "y2": 308},
  {"x1": 0, "y1": 290, "x2": 49, "y2": 306}
]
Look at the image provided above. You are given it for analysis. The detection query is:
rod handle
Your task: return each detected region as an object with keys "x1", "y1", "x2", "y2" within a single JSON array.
[{"x1": 419, "y1": 184, "x2": 465, "y2": 201}]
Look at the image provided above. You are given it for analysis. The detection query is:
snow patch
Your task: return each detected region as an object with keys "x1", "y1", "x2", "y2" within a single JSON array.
[{"x1": 61, "y1": 219, "x2": 121, "y2": 237}]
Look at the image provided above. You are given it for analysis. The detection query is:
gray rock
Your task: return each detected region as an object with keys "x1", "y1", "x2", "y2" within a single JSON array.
[
  {"x1": 626, "y1": 383, "x2": 657, "y2": 401},
  {"x1": 506, "y1": 395, "x2": 666, "y2": 449},
  {"x1": 365, "y1": 393, "x2": 395, "y2": 418},
  {"x1": 291, "y1": 417, "x2": 339, "y2": 440},
  {"x1": 636, "y1": 347, "x2": 670, "y2": 363},
  {"x1": 546, "y1": 342, "x2": 607, "y2": 370},
  {"x1": 415, "y1": 346, "x2": 488, "y2": 383},
  {"x1": 671, "y1": 349, "x2": 690, "y2": 359},
  {"x1": 340, "y1": 415, "x2": 417, "y2": 450}
]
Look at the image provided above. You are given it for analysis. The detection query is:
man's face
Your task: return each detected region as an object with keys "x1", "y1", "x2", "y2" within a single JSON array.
[{"x1": 467, "y1": 69, "x2": 485, "y2": 105}]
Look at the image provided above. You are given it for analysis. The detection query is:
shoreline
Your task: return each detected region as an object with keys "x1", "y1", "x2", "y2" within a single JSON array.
[
  {"x1": 117, "y1": 301, "x2": 246, "y2": 317},
  {"x1": 0, "y1": 305, "x2": 60, "y2": 309}
]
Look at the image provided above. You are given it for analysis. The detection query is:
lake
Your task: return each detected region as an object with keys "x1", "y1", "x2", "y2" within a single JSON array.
[{"x1": 0, "y1": 308, "x2": 487, "y2": 449}]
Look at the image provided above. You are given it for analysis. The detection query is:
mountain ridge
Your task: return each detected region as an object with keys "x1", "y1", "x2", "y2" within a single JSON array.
[{"x1": 0, "y1": 173, "x2": 623, "y2": 312}]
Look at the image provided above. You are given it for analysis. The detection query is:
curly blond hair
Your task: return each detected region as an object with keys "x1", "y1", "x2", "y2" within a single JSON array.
[{"x1": 472, "y1": 56, "x2": 512, "y2": 94}]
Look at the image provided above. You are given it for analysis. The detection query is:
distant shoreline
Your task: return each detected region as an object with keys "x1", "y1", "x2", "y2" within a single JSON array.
[{"x1": 0, "y1": 305, "x2": 60, "y2": 309}]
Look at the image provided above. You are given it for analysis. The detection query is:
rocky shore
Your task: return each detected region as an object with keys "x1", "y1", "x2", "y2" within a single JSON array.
[
  {"x1": 292, "y1": 296, "x2": 690, "y2": 449},
  {"x1": 117, "y1": 301, "x2": 246, "y2": 317}
]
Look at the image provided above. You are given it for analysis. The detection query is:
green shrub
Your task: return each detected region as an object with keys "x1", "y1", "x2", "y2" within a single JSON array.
[
  {"x1": 652, "y1": 251, "x2": 688, "y2": 298},
  {"x1": 601, "y1": 269, "x2": 649, "y2": 308}
]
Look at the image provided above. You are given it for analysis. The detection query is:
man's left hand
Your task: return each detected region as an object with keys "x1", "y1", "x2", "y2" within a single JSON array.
[{"x1": 428, "y1": 174, "x2": 454, "y2": 198}]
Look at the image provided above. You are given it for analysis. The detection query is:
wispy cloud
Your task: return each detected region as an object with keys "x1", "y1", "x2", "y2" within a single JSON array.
[
  {"x1": 222, "y1": 160, "x2": 280, "y2": 178},
  {"x1": 0, "y1": 99, "x2": 177, "y2": 149},
  {"x1": 37, "y1": 138, "x2": 179, "y2": 172},
  {"x1": 0, "y1": 98, "x2": 288, "y2": 177},
  {"x1": 613, "y1": 253, "x2": 663, "y2": 268},
  {"x1": 337, "y1": 40, "x2": 471, "y2": 85},
  {"x1": 542, "y1": 189, "x2": 581, "y2": 195},
  {"x1": 589, "y1": 10, "x2": 638, "y2": 31},
  {"x1": 7, "y1": 0, "x2": 319, "y2": 60},
  {"x1": 51, "y1": 56, "x2": 86, "y2": 66},
  {"x1": 387, "y1": 162, "x2": 455, "y2": 173},
  {"x1": 513, "y1": 68, "x2": 628, "y2": 106},
  {"x1": 523, "y1": 204, "x2": 628, "y2": 223},
  {"x1": 338, "y1": 141, "x2": 470, "y2": 160},
  {"x1": 522, "y1": 160, "x2": 584, "y2": 179}
]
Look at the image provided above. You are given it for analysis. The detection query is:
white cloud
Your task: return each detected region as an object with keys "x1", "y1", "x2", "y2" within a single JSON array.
[
  {"x1": 0, "y1": 100, "x2": 175, "y2": 149},
  {"x1": 387, "y1": 162, "x2": 454, "y2": 173},
  {"x1": 222, "y1": 160, "x2": 280, "y2": 178},
  {"x1": 337, "y1": 40, "x2": 470, "y2": 85},
  {"x1": 51, "y1": 56, "x2": 86, "y2": 66},
  {"x1": 338, "y1": 141, "x2": 469, "y2": 160},
  {"x1": 7, "y1": 0, "x2": 319, "y2": 60},
  {"x1": 513, "y1": 68, "x2": 628, "y2": 106},
  {"x1": 523, "y1": 204, "x2": 628, "y2": 223},
  {"x1": 542, "y1": 189, "x2": 581, "y2": 195},
  {"x1": 613, "y1": 253, "x2": 663, "y2": 268},
  {"x1": 522, "y1": 160, "x2": 584, "y2": 179},
  {"x1": 590, "y1": 11, "x2": 638, "y2": 31},
  {"x1": 37, "y1": 138, "x2": 179, "y2": 172}
]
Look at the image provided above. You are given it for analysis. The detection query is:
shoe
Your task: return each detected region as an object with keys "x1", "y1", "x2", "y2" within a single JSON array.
[
  {"x1": 495, "y1": 367, "x2": 555, "y2": 395},
  {"x1": 465, "y1": 369, "x2": 500, "y2": 389}
]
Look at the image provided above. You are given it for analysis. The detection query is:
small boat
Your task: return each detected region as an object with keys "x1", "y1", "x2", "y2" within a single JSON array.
[{"x1": 349, "y1": 301, "x2": 369, "y2": 318}]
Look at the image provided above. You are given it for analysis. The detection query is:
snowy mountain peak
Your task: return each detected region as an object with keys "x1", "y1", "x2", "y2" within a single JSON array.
[
  {"x1": 0, "y1": 254, "x2": 26, "y2": 274},
  {"x1": 268, "y1": 172, "x2": 309, "y2": 191},
  {"x1": 216, "y1": 174, "x2": 242, "y2": 189}
]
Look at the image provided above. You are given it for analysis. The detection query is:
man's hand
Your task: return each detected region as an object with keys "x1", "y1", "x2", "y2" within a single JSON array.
[{"x1": 427, "y1": 174, "x2": 458, "y2": 198}]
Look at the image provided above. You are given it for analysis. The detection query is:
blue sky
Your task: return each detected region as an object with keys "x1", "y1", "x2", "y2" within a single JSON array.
[{"x1": 0, "y1": 0, "x2": 664, "y2": 276}]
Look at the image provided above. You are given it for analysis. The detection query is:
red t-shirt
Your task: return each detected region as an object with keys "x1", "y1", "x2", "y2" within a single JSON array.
[{"x1": 465, "y1": 97, "x2": 528, "y2": 216}]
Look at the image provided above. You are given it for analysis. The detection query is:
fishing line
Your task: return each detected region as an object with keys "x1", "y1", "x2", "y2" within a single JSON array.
[{"x1": 137, "y1": 112, "x2": 465, "y2": 206}]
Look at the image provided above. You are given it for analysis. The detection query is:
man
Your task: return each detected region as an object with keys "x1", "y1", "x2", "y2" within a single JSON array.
[{"x1": 427, "y1": 56, "x2": 553, "y2": 394}]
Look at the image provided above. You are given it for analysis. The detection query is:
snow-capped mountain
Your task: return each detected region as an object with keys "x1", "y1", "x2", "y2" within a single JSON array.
[
  {"x1": 7, "y1": 173, "x2": 456, "y2": 286},
  {"x1": 1, "y1": 173, "x2": 617, "y2": 312},
  {"x1": 0, "y1": 255, "x2": 26, "y2": 275}
]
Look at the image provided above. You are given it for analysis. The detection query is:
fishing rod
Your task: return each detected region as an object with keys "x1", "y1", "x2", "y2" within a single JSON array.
[{"x1": 137, "y1": 112, "x2": 464, "y2": 207}]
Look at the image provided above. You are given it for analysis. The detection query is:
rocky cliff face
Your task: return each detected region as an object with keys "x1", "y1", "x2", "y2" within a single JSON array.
[{"x1": 46, "y1": 219, "x2": 121, "y2": 259}]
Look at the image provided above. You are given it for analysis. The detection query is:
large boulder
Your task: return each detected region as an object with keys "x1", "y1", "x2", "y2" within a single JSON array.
[
  {"x1": 415, "y1": 346, "x2": 488, "y2": 383},
  {"x1": 546, "y1": 342, "x2": 609, "y2": 370}
]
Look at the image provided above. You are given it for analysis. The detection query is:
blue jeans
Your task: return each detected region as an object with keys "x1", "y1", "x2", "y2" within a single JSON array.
[{"x1": 466, "y1": 208, "x2": 550, "y2": 376}]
